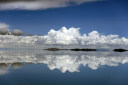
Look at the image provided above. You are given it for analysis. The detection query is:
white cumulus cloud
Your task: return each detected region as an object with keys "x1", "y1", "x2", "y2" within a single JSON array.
[
  {"x1": 0, "y1": 26, "x2": 128, "y2": 49},
  {"x1": 0, "y1": 23, "x2": 9, "y2": 31},
  {"x1": 0, "y1": 23, "x2": 10, "y2": 35}
]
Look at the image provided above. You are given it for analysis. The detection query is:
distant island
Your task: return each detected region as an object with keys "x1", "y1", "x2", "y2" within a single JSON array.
[
  {"x1": 44, "y1": 48, "x2": 62, "y2": 51},
  {"x1": 44, "y1": 48, "x2": 97, "y2": 51},
  {"x1": 70, "y1": 48, "x2": 97, "y2": 51},
  {"x1": 113, "y1": 49, "x2": 128, "y2": 52},
  {"x1": 44, "y1": 48, "x2": 128, "y2": 52}
]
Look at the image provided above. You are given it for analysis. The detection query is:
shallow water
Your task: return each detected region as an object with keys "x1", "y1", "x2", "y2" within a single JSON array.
[{"x1": 0, "y1": 50, "x2": 128, "y2": 85}]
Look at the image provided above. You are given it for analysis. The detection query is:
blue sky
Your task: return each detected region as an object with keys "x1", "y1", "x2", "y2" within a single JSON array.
[{"x1": 0, "y1": 0, "x2": 128, "y2": 37}]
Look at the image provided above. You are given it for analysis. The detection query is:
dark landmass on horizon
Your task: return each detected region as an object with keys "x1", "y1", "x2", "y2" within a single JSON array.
[
  {"x1": 113, "y1": 48, "x2": 128, "y2": 52},
  {"x1": 44, "y1": 48, "x2": 97, "y2": 51},
  {"x1": 44, "y1": 48, "x2": 128, "y2": 52}
]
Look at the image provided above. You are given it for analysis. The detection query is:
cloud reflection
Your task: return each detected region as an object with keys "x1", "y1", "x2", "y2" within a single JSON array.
[
  {"x1": 0, "y1": 63, "x2": 9, "y2": 75},
  {"x1": 0, "y1": 50, "x2": 128, "y2": 73}
]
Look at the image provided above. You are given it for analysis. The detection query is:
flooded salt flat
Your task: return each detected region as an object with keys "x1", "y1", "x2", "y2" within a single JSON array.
[{"x1": 0, "y1": 50, "x2": 128, "y2": 85}]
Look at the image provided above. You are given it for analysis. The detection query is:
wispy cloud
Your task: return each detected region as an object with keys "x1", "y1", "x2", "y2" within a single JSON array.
[{"x1": 0, "y1": 0, "x2": 102, "y2": 10}]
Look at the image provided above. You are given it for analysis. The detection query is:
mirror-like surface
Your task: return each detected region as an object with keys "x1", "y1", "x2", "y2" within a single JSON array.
[{"x1": 0, "y1": 50, "x2": 128, "y2": 85}]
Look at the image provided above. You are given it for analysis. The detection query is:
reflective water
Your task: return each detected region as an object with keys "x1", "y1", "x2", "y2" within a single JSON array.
[{"x1": 0, "y1": 50, "x2": 128, "y2": 85}]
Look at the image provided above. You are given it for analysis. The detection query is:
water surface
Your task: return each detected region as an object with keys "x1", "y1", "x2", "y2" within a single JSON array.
[{"x1": 0, "y1": 50, "x2": 128, "y2": 85}]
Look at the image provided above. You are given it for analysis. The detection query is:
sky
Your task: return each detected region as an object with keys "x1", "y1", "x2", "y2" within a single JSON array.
[{"x1": 0, "y1": 0, "x2": 128, "y2": 37}]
